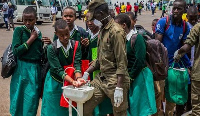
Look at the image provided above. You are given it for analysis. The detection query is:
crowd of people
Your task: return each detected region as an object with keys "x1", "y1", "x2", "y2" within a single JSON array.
[{"x1": 6, "y1": 0, "x2": 200, "y2": 116}]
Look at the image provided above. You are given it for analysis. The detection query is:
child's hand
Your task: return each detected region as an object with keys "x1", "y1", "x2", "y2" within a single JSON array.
[
  {"x1": 42, "y1": 37, "x2": 52, "y2": 45},
  {"x1": 77, "y1": 78, "x2": 86, "y2": 86},
  {"x1": 81, "y1": 37, "x2": 89, "y2": 47},
  {"x1": 72, "y1": 80, "x2": 80, "y2": 87},
  {"x1": 30, "y1": 30, "x2": 38, "y2": 40}
]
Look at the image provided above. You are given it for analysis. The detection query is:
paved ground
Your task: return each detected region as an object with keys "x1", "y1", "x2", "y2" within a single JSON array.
[{"x1": 0, "y1": 10, "x2": 165, "y2": 116}]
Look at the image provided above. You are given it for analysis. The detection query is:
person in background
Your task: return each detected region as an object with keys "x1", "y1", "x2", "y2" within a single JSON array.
[
  {"x1": 115, "y1": 5, "x2": 120, "y2": 15},
  {"x1": 2, "y1": 0, "x2": 9, "y2": 31},
  {"x1": 51, "y1": 3, "x2": 58, "y2": 27},
  {"x1": 126, "y1": 2, "x2": 132, "y2": 12},
  {"x1": 77, "y1": 2, "x2": 82, "y2": 20},
  {"x1": 138, "y1": 2, "x2": 142, "y2": 15},
  {"x1": 151, "y1": 19, "x2": 159, "y2": 39},
  {"x1": 151, "y1": 3, "x2": 156, "y2": 16},
  {"x1": 161, "y1": 3, "x2": 166, "y2": 18},
  {"x1": 8, "y1": 2, "x2": 15, "y2": 31},
  {"x1": 10, "y1": 6, "x2": 51, "y2": 116},
  {"x1": 134, "y1": 3, "x2": 139, "y2": 17},
  {"x1": 174, "y1": 6, "x2": 200, "y2": 116},
  {"x1": 121, "y1": 2, "x2": 126, "y2": 13},
  {"x1": 83, "y1": 7, "x2": 89, "y2": 30},
  {"x1": 155, "y1": 0, "x2": 191, "y2": 115}
]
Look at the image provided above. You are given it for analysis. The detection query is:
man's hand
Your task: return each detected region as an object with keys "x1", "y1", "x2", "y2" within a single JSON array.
[
  {"x1": 114, "y1": 87, "x2": 123, "y2": 107},
  {"x1": 174, "y1": 49, "x2": 181, "y2": 62}
]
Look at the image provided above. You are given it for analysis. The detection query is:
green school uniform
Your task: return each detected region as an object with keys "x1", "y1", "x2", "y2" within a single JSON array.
[
  {"x1": 126, "y1": 34, "x2": 156, "y2": 116},
  {"x1": 10, "y1": 26, "x2": 43, "y2": 116},
  {"x1": 41, "y1": 40, "x2": 81, "y2": 116},
  {"x1": 87, "y1": 31, "x2": 113, "y2": 116}
]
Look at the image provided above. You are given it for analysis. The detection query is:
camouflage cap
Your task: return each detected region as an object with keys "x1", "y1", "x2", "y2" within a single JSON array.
[{"x1": 88, "y1": 0, "x2": 107, "y2": 21}]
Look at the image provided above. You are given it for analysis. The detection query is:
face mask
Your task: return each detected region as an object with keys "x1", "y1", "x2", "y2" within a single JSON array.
[{"x1": 93, "y1": 19, "x2": 103, "y2": 27}]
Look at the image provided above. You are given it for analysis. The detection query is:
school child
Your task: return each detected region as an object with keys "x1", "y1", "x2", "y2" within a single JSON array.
[
  {"x1": 151, "y1": 19, "x2": 159, "y2": 39},
  {"x1": 114, "y1": 13, "x2": 157, "y2": 116},
  {"x1": 10, "y1": 6, "x2": 51, "y2": 116},
  {"x1": 41, "y1": 19, "x2": 86, "y2": 116},
  {"x1": 84, "y1": 12, "x2": 113, "y2": 116},
  {"x1": 53, "y1": 7, "x2": 89, "y2": 59},
  {"x1": 125, "y1": 12, "x2": 137, "y2": 34}
]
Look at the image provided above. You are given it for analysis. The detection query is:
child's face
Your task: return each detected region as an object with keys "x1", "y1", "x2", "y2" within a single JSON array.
[
  {"x1": 187, "y1": 13, "x2": 198, "y2": 26},
  {"x1": 62, "y1": 9, "x2": 76, "y2": 26},
  {"x1": 86, "y1": 13, "x2": 98, "y2": 31},
  {"x1": 152, "y1": 21, "x2": 157, "y2": 32},
  {"x1": 55, "y1": 27, "x2": 70, "y2": 47},
  {"x1": 23, "y1": 13, "x2": 36, "y2": 30}
]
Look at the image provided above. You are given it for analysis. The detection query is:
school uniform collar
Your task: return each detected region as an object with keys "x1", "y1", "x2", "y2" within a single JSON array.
[
  {"x1": 88, "y1": 29, "x2": 99, "y2": 40},
  {"x1": 56, "y1": 39, "x2": 72, "y2": 53},
  {"x1": 22, "y1": 25, "x2": 40, "y2": 34},
  {"x1": 126, "y1": 29, "x2": 136, "y2": 41},
  {"x1": 70, "y1": 25, "x2": 78, "y2": 36}
]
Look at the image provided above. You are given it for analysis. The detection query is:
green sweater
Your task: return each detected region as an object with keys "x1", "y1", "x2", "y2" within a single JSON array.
[
  {"x1": 127, "y1": 34, "x2": 146, "y2": 79},
  {"x1": 12, "y1": 26, "x2": 43, "y2": 61},
  {"x1": 47, "y1": 42, "x2": 82, "y2": 83}
]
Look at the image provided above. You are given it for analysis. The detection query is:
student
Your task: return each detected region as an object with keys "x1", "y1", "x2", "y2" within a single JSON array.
[
  {"x1": 125, "y1": 12, "x2": 137, "y2": 34},
  {"x1": 126, "y1": 2, "x2": 132, "y2": 12},
  {"x1": 121, "y1": 2, "x2": 126, "y2": 13},
  {"x1": 114, "y1": 13, "x2": 156, "y2": 116},
  {"x1": 10, "y1": 6, "x2": 51, "y2": 116},
  {"x1": 82, "y1": 1, "x2": 130, "y2": 116},
  {"x1": 151, "y1": 19, "x2": 159, "y2": 39},
  {"x1": 155, "y1": 0, "x2": 191, "y2": 115},
  {"x1": 53, "y1": 7, "x2": 89, "y2": 59},
  {"x1": 8, "y1": 2, "x2": 15, "y2": 31},
  {"x1": 41, "y1": 19, "x2": 86, "y2": 116},
  {"x1": 134, "y1": 3, "x2": 139, "y2": 17},
  {"x1": 115, "y1": 5, "x2": 120, "y2": 15}
]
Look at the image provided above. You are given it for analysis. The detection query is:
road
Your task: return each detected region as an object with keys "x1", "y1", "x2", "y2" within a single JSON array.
[{"x1": 0, "y1": 10, "x2": 163, "y2": 116}]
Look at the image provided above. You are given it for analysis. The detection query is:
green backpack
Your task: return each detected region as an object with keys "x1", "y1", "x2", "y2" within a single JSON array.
[{"x1": 165, "y1": 62, "x2": 189, "y2": 105}]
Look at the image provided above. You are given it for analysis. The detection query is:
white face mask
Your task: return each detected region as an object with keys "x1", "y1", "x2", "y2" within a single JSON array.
[
  {"x1": 93, "y1": 15, "x2": 110, "y2": 28},
  {"x1": 93, "y1": 19, "x2": 103, "y2": 27}
]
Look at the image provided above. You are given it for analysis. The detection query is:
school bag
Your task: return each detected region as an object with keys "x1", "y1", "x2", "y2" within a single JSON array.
[
  {"x1": 131, "y1": 32, "x2": 169, "y2": 81},
  {"x1": 1, "y1": 44, "x2": 17, "y2": 78},
  {"x1": 165, "y1": 62, "x2": 189, "y2": 105}
]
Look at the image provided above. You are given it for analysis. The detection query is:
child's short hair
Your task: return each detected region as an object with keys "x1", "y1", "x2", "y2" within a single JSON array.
[
  {"x1": 153, "y1": 18, "x2": 159, "y2": 23},
  {"x1": 125, "y1": 12, "x2": 136, "y2": 20},
  {"x1": 63, "y1": 6, "x2": 76, "y2": 17},
  {"x1": 23, "y1": 6, "x2": 37, "y2": 17},
  {"x1": 187, "y1": 6, "x2": 198, "y2": 15},
  {"x1": 114, "y1": 13, "x2": 131, "y2": 29},
  {"x1": 54, "y1": 19, "x2": 69, "y2": 31}
]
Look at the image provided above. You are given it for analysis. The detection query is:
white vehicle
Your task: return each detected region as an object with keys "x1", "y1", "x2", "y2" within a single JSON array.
[{"x1": 10, "y1": 0, "x2": 51, "y2": 25}]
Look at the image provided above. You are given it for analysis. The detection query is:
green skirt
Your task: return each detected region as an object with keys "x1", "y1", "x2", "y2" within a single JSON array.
[
  {"x1": 41, "y1": 71, "x2": 77, "y2": 116},
  {"x1": 10, "y1": 60, "x2": 42, "y2": 116},
  {"x1": 127, "y1": 67, "x2": 157, "y2": 116}
]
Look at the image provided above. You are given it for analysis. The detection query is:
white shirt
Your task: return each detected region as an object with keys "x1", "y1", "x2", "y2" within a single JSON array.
[
  {"x1": 70, "y1": 25, "x2": 79, "y2": 36},
  {"x1": 51, "y1": 6, "x2": 57, "y2": 14},
  {"x1": 3, "y1": 2, "x2": 8, "y2": 14},
  {"x1": 57, "y1": 39, "x2": 72, "y2": 54},
  {"x1": 126, "y1": 29, "x2": 137, "y2": 41},
  {"x1": 88, "y1": 29, "x2": 99, "y2": 40}
]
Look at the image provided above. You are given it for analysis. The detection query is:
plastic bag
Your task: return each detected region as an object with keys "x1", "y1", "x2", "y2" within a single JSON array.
[
  {"x1": 165, "y1": 62, "x2": 189, "y2": 105},
  {"x1": 1, "y1": 44, "x2": 17, "y2": 78}
]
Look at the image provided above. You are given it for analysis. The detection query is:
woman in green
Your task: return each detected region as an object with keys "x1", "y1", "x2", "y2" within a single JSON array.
[
  {"x1": 114, "y1": 14, "x2": 156, "y2": 116},
  {"x1": 84, "y1": 12, "x2": 113, "y2": 116},
  {"x1": 41, "y1": 19, "x2": 86, "y2": 116},
  {"x1": 10, "y1": 7, "x2": 51, "y2": 116}
]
